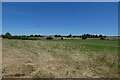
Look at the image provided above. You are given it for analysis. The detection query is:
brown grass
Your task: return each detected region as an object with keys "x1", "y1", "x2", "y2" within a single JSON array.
[{"x1": 2, "y1": 39, "x2": 118, "y2": 78}]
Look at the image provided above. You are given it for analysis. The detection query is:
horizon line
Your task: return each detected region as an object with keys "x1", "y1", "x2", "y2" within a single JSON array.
[{"x1": 1, "y1": 32, "x2": 118, "y2": 36}]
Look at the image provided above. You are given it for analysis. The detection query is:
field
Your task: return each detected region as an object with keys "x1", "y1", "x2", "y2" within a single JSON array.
[{"x1": 2, "y1": 39, "x2": 118, "y2": 78}]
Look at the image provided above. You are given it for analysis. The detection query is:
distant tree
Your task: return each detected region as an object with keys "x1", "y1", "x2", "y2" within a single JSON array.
[
  {"x1": 86, "y1": 34, "x2": 90, "y2": 38},
  {"x1": 95, "y1": 35, "x2": 99, "y2": 38},
  {"x1": 22, "y1": 35, "x2": 26, "y2": 37},
  {"x1": 2, "y1": 34, "x2": 5, "y2": 38},
  {"x1": 54, "y1": 35, "x2": 58, "y2": 37},
  {"x1": 104, "y1": 36, "x2": 106, "y2": 37},
  {"x1": 30, "y1": 35, "x2": 33, "y2": 37},
  {"x1": 67, "y1": 33, "x2": 72, "y2": 38},
  {"x1": 14, "y1": 35, "x2": 20, "y2": 39},
  {"x1": 38, "y1": 35, "x2": 42, "y2": 37},
  {"x1": 79, "y1": 35, "x2": 82, "y2": 38},
  {"x1": 5, "y1": 32, "x2": 11, "y2": 36},
  {"x1": 3, "y1": 32, "x2": 12, "y2": 39},
  {"x1": 58, "y1": 35, "x2": 61, "y2": 37},
  {"x1": 54, "y1": 35, "x2": 61, "y2": 37},
  {"x1": 73, "y1": 36, "x2": 76, "y2": 38},
  {"x1": 35, "y1": 35, "x2": 38, "y2": 37},
  {"x1": 99, "y1": 34, "x2": 103, "y2": 38}
]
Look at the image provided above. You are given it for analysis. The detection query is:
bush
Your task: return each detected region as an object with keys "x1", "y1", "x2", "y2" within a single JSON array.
[
  {"x1": 100, "y1": 37, "x2": 105, "y2": 40},
  {"x1": 82, "y1": 36, "x2": 87, "y2": 40},
  {"x1": 46, "y1": 37, "x2": 53, "y2": 40},
  {"x1": 61, "y1": 37, "x2": 63, "y2": 40}
]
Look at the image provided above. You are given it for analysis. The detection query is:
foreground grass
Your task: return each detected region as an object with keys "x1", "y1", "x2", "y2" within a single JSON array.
[{"x1": 2, "y1": 39, "x2": 118, "y2": 78}]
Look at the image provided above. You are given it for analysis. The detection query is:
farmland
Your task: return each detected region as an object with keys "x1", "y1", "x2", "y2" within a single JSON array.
[{"x1": 2, "y1": 39, "x2": 118, "y2": 78}]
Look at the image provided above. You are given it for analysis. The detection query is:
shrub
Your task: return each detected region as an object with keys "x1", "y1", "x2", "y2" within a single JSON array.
[
  {"x1": 100, "y1": 37, "x2": 105, "y2": 40},
  {"x1": 46, "y1": 37, "x2": 53, "y2": 40},
  {"x1": 61, "y1": 37, "x2": 63, "y2": 40},
  {"x1": 82, "y1": 36, "x2": 87, "y2": 40}
]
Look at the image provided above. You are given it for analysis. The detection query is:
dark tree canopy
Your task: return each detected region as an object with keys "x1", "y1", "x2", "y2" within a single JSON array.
[
  {"x1": 2, "y1": 32, "x2": 106, "y2": 40},
  {"x1": 5, "y1": 32, "x2": 11, "y2": 37}
]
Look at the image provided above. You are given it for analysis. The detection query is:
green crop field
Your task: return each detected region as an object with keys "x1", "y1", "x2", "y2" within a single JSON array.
[{"x1": 2, "y1": 39, "x2": 118, "y2": 78}]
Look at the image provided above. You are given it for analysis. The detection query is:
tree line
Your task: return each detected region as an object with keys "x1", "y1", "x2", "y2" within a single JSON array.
[{"x1": 1, "y1": 32, "x2": 106, "y2": 40}]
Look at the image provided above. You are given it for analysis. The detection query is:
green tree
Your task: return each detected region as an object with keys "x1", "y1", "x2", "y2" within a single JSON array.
[{"x1": 4, "y1": 32, "x2": 12, "y2": 38}]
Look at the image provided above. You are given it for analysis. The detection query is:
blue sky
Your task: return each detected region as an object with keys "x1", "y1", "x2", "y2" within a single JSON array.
[
  {"x1": 0, "y1": 2, "x2": 2, "y2": 34},
  {"x1": 2, "y1": 2, "x2": 118, "y2": 36}
]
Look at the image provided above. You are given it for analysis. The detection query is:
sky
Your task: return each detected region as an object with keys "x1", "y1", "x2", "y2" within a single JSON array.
[
  {"x1": 0, "y1": 2, "x2": 2, "y2": 34},
  {"x1": 2, "y1": 2, "x2": 118, "y2": 36}
]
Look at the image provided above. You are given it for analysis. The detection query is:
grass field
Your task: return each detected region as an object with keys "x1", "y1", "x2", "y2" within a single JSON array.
[{"x1": 2, "y1": 39, "x2": 118, "y2": 78}]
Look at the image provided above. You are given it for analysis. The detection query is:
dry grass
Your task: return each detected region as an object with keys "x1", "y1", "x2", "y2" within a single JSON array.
[{"x1": 2, "y1": 39, "x2": 118, "y2": 78}]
